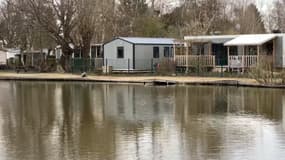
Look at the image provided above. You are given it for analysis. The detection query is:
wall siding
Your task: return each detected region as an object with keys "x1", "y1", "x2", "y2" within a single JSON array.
[
  {"x1": 282, "y1": 35, "x2": 285, "y2": 68},
  {"x1": 0, "y1": 51, "x2": 7, "y2": 65},
  {"x1": 135, "y1": 45, "x2": 173, "y2": 70},
  {"x1": 275, "y1": 36, "x2": 283, "y2": 68},
  {"x1": 104, "y1": 39, "x2": 134, "y2": 70}
]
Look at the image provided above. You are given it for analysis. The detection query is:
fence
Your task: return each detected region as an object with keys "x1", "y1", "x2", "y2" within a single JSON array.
[
  {"x1": 0, "y1": 56, "x2": 265, "y2": 77},
  {"x1": 69, "y1": 57, "x2": 244, "y2": 75},
  {"x1": 176, "y1": 55, "x2": 216, "y2": 67},
  {"x1": 71, "y1": 58, "x2": 104, "y2": 73},
  {"x1": 103, "y1": 58, "x2": 175, "y2": 73},
  {"x1": 229, "y1": 55, "x2": 258, "y2": 69}
]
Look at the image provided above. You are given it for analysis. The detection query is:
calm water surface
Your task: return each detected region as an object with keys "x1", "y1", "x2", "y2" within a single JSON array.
[{"x1": 0, "y1": 81, "x2": 284, "y2": 160}]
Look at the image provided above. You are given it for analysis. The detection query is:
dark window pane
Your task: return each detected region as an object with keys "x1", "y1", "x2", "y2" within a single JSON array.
[
  {"x1": 74, "y1": 48, "x2": 81, "y2": 58},
  {"x1": 91, "y1": 46, "x2": 96, "y2": 58},
  {"x1": 230, "y1": 46, "x2": 238, "y2": 55},
  {"x1": 117, "y1": 47, "x2": 124, "y2": 58},
  {"x1": 246, "y1": 46, "x2": 257, "y2": 55},
  {"x1": 192, "y1": 44, "x2": 205, "y2": 55},
  {"x1": 153, "y1": 47, "x2": 159, "y2": 58},
  {"x1": 97, "y1": 47, "x2": 102, "y2": 57},
  {"x1": 164, "y1": 47, "x2": 170, "y2": 57}
]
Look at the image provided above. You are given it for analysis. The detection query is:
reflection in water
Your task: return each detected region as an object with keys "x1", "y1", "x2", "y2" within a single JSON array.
[{"x1": 0, "y1": 82, "x2": 284, "y2": 160}]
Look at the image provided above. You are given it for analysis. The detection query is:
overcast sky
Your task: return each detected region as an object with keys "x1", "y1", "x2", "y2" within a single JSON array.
[
  {"x1": 151, "y1": 0, "x2": 277, "y2": 15},
  {"x1": 256, "y1": 0, "x2": 276, "y2": 14},
  {"x1": 0, "y1": 0, "x2": 276, "y2": 15}
]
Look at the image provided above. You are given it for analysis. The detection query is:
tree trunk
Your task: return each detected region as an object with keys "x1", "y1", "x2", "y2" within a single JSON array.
[
  {"x1": 82, "y1": 38, "x2": 91, "y2": 59},
  {"x1": 60, "y1": 45, "x2": 73, "y2": 72},
  {"x1": 81, "y1": 36, "x2": 92, "y2": 72}
]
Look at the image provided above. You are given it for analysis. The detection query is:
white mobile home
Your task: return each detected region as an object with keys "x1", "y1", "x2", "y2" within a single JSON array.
[
  {"x1": 55, "y1": 44, "x2": 103, "y2": 59},
  {"x1": 0, "y1": 48, "x2": 20, "y2": 66},
  {"x1": 0, "y1": 49, "x2": 7, "y2": 65},
  {"x1": 103, "y1": 37, "x2": 175, "y2": 71},
  {"x1": 175, "y1": 33, "x2": 285, "y2": 71}
]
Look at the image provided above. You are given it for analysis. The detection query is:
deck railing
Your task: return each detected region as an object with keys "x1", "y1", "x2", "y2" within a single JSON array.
[
  {"x1": 229, "y1": 55, "x2": 259, "y2": 68},
  {"x1": 176, "y1": 55, "x2": 216, "y2": 67}
]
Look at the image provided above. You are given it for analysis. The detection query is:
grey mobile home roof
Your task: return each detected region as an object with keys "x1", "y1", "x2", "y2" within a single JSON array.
[{"x1": 119, "y1": 37, "x2": 175, "y2": 45}]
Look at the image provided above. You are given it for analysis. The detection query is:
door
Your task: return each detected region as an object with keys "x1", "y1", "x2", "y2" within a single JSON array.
[{"x1": 212, "y1": 44, "x2": 228, "y2": 66}]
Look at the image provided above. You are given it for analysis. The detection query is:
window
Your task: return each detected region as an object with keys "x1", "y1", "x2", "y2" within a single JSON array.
[
  {"x1": 246, "y1": 46, "x2": 257, "y2": 55},
  {"x1": 117, "y1": 47, "x2": 124, "y2": 58},
  {"x1": 91, "y1": 46, "x2": 96, "y2": 58},
  {"x1": 153, "y1": 47, "x2": 160, "y2": 58},
  {"x1": 74, "y1": 48, "x2": 81, "y2": 58},
  {"x1": 192, "y1": 44, "x2": 205, "y2": 55},
  {"x1": 164, "y1": 47, "x2": 170, "y2": 57},
  {"x1": 230, "y1": 46, "x2": 238, "y2": 55},
  {"x1": 91, "y1": 45, "x2": 103, "y2": 58}
]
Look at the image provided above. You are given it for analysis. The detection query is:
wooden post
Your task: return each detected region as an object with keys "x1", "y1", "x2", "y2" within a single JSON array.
[
  {"x1": 128, "y1": 58, "x2": 130, "y2": 73},
  {"x1": 208, "y1": 42, "x2": 212, "y2": 55},
  {"x1": 257, "y1": 45, "x2": 260, "y2": 67},
  {"x1": 227, "y1": 46, "x2": 230, "y2": 71},
  {"x1": 242, "y1": 46, "x2": 245, "y2": 73},
  {"x1": 173, "y1": 42, "x2": 176, "y2": 61},
  {"x1": 208, "y1": 42, "x2": 213, "y2": 68},
  {"x1": 185, "y1": 42, "x2": 189, "y2": 73},
  {"x1": 273, "y1": 39, "x2": 276, "y2": 68},
  {"x1": 32, "y1": 53, "x2": 34, "y2": 67},
  {"x1": 90, "y1": 44, "x2": 93, "y2": 58}
]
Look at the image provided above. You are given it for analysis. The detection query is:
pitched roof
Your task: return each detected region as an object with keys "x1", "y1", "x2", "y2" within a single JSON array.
[
  {"x1": 119, "y1": 37, "x2": 175, "y2": 45},
  {"x1": 224, "y1": 34, "x2": 277, "y2": 46}
]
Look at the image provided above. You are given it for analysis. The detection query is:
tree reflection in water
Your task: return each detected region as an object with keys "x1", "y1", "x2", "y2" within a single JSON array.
[{"x1": 0, "y1": 82, "x2": 283, "y2": 160}]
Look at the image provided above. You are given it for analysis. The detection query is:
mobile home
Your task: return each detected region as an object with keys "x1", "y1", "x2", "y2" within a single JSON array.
[
  {"x1": 175, "y1": 34, "x2": 285, "y2": 71},
  {"x1": 103, "y1": 37, "x2": 175, "y2": 71},
  {"x1": 0, "y1": 48, "x2": 20, "y2": 67},
  {"x1": 55, "y1": 44, "x2": 103, "y2": 59}
]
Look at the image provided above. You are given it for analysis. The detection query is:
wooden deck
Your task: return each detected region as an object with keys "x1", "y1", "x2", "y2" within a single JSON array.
[{"x1": 175, "y1": 55, "x2": 273, "y2": 71}]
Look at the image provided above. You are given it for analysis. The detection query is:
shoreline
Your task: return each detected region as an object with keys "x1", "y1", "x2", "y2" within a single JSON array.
[{"x1": 0, "y1": 72, "x2": 284, "y2": 89}]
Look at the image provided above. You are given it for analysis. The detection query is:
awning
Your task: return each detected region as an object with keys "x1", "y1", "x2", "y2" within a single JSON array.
[
  {"x1": 224, "y1": 34, "x2": 277, "y2": 46},
  {"x1": 185, "y1": 35, "x2": 237, "y2": 44}
]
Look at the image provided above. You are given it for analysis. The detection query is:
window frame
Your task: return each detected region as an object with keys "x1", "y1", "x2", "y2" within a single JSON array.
[
  {"x1": 164, "y1": 47, "x2": 170, "y2": 57},
  {"x1": 117, "y1": 46, "x2": 124, "y2": 59},
  {"x1": 153, "y1": 47, "x2": 160, "y2": 58},
  {"x1": 230, "y1": 46, "x2": 238, "y2": 56}
]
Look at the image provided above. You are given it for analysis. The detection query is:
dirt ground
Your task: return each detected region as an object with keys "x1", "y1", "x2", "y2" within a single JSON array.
[{"x1": 0, "y1": 72, "x2": 259, "y2": 86}]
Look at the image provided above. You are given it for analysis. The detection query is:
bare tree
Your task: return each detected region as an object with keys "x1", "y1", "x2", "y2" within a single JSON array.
[
  {"x1": 233, "y1": 3, "x2": 265, "y2": 34},
  {"x1": 0, "y1": 0, "x2": 55, "y2": 53},
  {"x1": 0, "y1": 0, "x2": 32, "y2": 49},
  {"x1": 93, "y1": 0, "x2": 117, "y2": 43},
  {"x1": 0, "y1": 0, "x2": 17, "y2": 47},
  {"x1": 20, "y1": 0, "x2": 77, "y2": 71},
  {"x1": 116, "y1": 0, "x2": 148, "y2": 36},
  {"x1": 74, "y1": 0, "x2": 98, "y2": 58},
  {"x1": 268, "y1": 0, "x2": 285, "y2": 32},
  {"x1": 166, "y1": 0, "x2": 222, "y2": 36}
]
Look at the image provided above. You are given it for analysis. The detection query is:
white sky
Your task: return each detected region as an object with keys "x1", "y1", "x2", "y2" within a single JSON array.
[
  {"x1": 255, "y1": 0, "x2": 276, "y2": 14},
  {"x1": 149, "y1": 0, "x2": 277, "y2": 15},
  {"x1": 0, "y1": 0, "x2": 276, "y2": 15}
]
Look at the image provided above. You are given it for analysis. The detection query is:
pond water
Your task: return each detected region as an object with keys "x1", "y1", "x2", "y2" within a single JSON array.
[{"x1": 0, "y1": 81, "x2": 284, "y2": 160}]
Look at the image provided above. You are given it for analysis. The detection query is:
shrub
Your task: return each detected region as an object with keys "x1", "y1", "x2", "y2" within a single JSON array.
[
  {"x1": 249, "y1": 57, "x2": 275, "y2": 84},
  {"x1": 156, "y1": 59, "x2": 176, "y2": 75}
]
